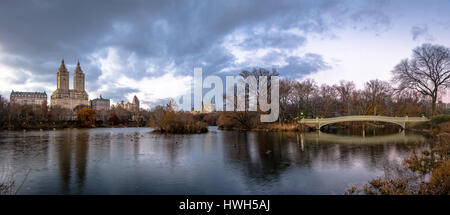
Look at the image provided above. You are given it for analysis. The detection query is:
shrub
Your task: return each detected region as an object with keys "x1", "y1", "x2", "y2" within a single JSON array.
[
  {"x1": 431, "y1": 114, "x2": 450, "y2": 125},
  {"x1": 217, "y1": 111, "x2": 259, "y2": 130},
  {"x1": 421, "y1": 160, "x2": 450, "y2": 194},
  {"x1": 202, "y1": 112, "x2": 219, "y2": 126},
  {"x1": 148, "y1": 104, "x2": 208, "y2": 134},
  {"x1": 77, "y1": 108, "x2": 96, "y2": 127}
]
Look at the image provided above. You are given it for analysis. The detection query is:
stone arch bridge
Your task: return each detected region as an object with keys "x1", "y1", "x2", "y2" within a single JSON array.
[{"x1": 298, "y1": 115, "x2": 429, "y2": 130}]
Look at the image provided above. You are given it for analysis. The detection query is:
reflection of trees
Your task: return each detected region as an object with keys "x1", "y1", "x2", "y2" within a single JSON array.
[
  {"x1": 222, "y1": 130, "x2": 426, "y2": 186},
  {"x1": 222, "y1": 131, "x2": 293, "y2": 184},
  {"x1": 301, "y1": 131, "x2": 425, "y2": 170},
  {"x1": 131, "y1": 132, "x2": 140, "y2": 161},
  {"x1": 152, "y1": 134, "x2": 187, "y2": 167}
]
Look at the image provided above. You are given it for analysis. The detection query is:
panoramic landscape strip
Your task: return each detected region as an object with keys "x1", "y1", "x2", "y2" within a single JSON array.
[{"x1": 0, "y1": 1, "x2": 450, "y2": 206}]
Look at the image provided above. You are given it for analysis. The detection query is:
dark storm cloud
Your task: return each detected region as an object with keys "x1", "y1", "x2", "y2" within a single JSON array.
[
  {"x1": 349, "y1": 0, "x2": 391, "y2": 30},
  {"x1": 411, "y1": 24, "x2": 433, "y2": 41},
  {"x1": 0, "y1": 0, "x2": 392, "y2": 103},
  {"x1": 99, "y1": 86, "x2": 139, "y2": 102},
  {"x1": 277, "y1": 54, "x2": 330, "y2": 78},
  {"x1": 239, "y1": 33, "x2": 307, "y2": 50}
]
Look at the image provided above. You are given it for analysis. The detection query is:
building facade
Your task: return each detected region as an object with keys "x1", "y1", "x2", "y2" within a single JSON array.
[
  {"x1": 50, "y1": 60, "x2": 89, "y2": 110},
  {"x1": 10, "y1": 91, "x2": 47, "y2": 106},
  {"x1": 90, "y1": 95, "x2": 110, "y2": 111},
  {"x1": 116, "y1": 95, "x2": 140, "y2": 112}
]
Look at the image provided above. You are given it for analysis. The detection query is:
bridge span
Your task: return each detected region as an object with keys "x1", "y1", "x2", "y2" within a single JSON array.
[{"x1": 298, "y1": 115, "x2": 429, "y2": 130}]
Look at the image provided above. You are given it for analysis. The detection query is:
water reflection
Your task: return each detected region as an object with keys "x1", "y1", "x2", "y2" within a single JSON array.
[
  {"x1": 56, "y1": 132, "x2": 71, "y2": 193},
  {"x1": 0, "y1": 127, "x2": 429, "y2": 194},
  {"x1": 53, "y1": 130, "x2": 89, "y2": 193},
  {"x1": 304, "y1": 130, "x2": 426, "y2": 144}
]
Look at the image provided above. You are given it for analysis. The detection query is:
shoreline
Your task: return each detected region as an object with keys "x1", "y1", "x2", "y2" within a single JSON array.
[
  {"x1": 1, "y1": 124, "x2": 149, "y2": 131},
  {"x1": 2, "y1": 122, "x2": 435, "y2": 136},
  {"x1": 218, "y1": 122, "x2": 433, "y2": 133}
]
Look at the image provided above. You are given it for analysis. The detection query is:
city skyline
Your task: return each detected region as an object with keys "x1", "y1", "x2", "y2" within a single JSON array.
[{"x1": 1, "y1": 0, "x2": 450, "y2": 109}]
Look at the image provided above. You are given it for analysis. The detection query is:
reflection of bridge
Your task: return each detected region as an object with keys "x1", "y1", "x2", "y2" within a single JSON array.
[
  {"x1": 298, "y1": 115, "x2": 429, "y2": 129},
  {"x1": 301, "y1": 131, "x2": 426, "y2": 144}
]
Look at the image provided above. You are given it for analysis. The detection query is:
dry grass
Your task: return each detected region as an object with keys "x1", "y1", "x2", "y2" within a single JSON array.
[
  {"x1": 438, "y1": 121, "x2": 450, "y2": 134},
  {"x1": 257, "y1": 122, "x2": 301, "y2": 131}
]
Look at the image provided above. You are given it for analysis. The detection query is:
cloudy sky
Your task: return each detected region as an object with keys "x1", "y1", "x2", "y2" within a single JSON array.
[{"x1": 1, "y1": 0, "x2": 450, "y2": 108}]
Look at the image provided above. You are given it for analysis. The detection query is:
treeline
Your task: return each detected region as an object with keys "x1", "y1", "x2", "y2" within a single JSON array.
[
  {"x1": 216, "y1": 43, "x2": 450, "y2": 130},
  {"x1": 2, "y1": 76, "x2": 448, "y2": 131},
  {"x1": 0, "y1": 94, "x2": 210, "y2": 132},
  {"x1": 1, "y1": 72, "x2": 449, "y2": 131},
  {"x1": 0, "y1": 95, "x2": 150, "y2": 130},
  {"x1": 0, "y1": 95, "x2": 52, "y2": 129},
  {"x1": 278, "y1": 78, "x2": 448, "y2": 121},
  {"x1": 212, "y1": 68, "x2": 449, "y2": 130}
]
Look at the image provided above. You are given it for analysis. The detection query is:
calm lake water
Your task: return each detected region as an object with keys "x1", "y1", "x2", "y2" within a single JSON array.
[{"x1": 0, "y1": 127, "x2": 429, "y2": 194}]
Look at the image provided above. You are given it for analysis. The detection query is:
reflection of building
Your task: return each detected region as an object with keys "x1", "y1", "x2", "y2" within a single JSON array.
[
  {"x1": 90, "y1": 95, "x2": 110, "y2": 111},
  {"x1": 50, "y1": 60, "x2": 89, "y2": 110},
  {"x1": 57, "y1": 130, "x2": 89, "y2": 193},
  {"x1": 10, "y1": 91, "x2": 47, "y2": 107},
  {"x1": 116, "y1": 95, "x2": 140, "y2": 112}
]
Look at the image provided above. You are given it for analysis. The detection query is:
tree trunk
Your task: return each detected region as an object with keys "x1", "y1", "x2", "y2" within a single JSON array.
[{"x1": 431, "y1": 95, "x2": 437, "y2": 117}]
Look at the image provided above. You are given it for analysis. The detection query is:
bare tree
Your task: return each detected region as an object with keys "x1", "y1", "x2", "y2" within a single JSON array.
[
  {"x1": 239, "y1": 68, "x2": 279, "y2": 111},
  {"x1": 48, "y1": 105, "x2": 67, "y2": 122},
  {"x1": 363, "y1": 79, "x2": 392, "y2": 115},
  {"x1": 279, "y1": 79, "x2": 294, "y2": 122},
  {"x1": 292, "y1": 79, "x2": 317, "y2": 117},
  {"x1": 317, "y1": 84, "x2": 338, "y2": 117},
  {"x1": 392, "y1": 44, "x2": 450, "y2": 116},
  {"x1": 147, "y1": 105, "x2": 166, "y2": 130},
  {"x1": 334, "y1": 80, "x2": 356, "y2": 115}
]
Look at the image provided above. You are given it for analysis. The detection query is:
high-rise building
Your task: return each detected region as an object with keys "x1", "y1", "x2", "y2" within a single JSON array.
[
  {"x1": 50, "y1": 60, "x2": 89, "y2": 110},
  {"x1": 73, "y1": 61, "x2": 85, "y2": 92},
  {"x1": 132, "y1": 95, "x2": 140, "y2": 112}
]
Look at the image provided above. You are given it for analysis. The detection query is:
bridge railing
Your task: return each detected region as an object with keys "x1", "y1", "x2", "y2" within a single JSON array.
[{"x1": 299, "y1": 115, "x2": 429, "y2": 123}]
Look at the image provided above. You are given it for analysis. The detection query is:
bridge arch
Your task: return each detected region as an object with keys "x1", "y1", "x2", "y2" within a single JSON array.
[
  {"x1": 298, "y1": 115, "x2": 429, "y2": 130},
  {"x1": 319, "y1": 119, "x2": 405, "y2": 129}
]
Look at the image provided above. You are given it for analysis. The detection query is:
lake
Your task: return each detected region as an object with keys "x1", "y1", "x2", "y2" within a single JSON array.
[{"x1": 0, "y1": 127, "x2": 429, "y2": 194}]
